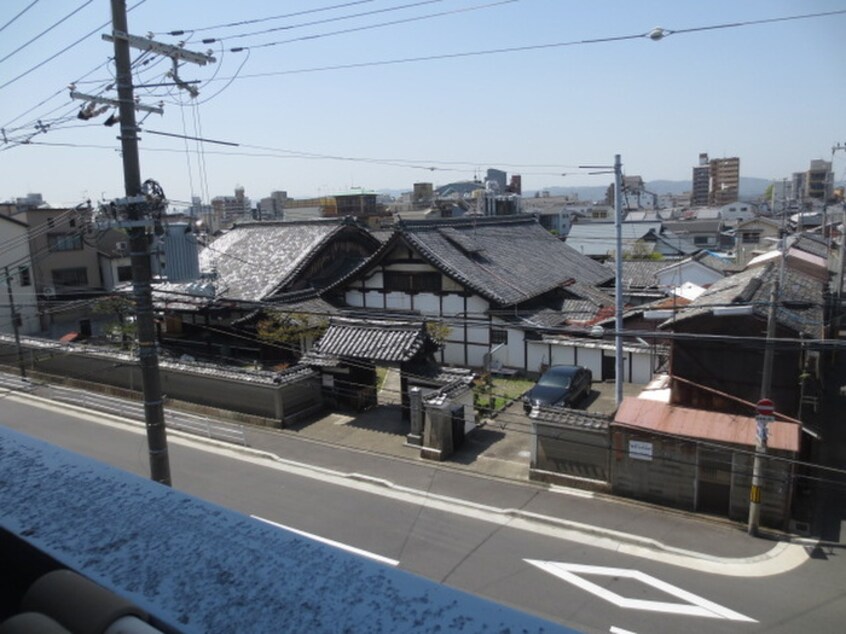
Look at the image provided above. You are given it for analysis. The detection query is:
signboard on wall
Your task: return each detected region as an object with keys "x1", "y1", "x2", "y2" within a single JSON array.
[{"x1": 629, "y1": 440, "x2": 653, "y2": 461}]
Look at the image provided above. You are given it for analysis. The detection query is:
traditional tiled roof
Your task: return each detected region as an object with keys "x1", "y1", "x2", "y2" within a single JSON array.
[
  {"x1": 564, "y1": 221, "x2": 663, "y2": 257},
  {"x1": 306, "y1": 317, "x2": 428, "y2": 363},
  {"x1": 392, "y1": 216, "x2": 614, "y2": 306},
  {"x1": 660, "y1": 262, "x2": 824, "y2": 336},
  {"x1": 656, "y1": 250, "x2": 738, "y2": 276},
  {"x1": 608, "y1": 259, "x2": 668, "y2": 289},
  {"x1": 199, "y1": 218, "x2": 379, "y2": 303},
  {"x1": 528, "y1": 406, "x2": 611, "y2": 430},
  {"x1": 790, "y1": 233, "x2": 829, "y2": 259}
]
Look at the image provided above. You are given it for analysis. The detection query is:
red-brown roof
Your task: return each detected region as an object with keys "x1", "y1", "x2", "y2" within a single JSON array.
[{"x1": 613, "y1": 397, "x2": 800, "y2": 452}]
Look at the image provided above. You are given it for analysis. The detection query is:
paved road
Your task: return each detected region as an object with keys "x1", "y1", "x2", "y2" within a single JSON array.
[{"x1": 2, "y1": 388, "x2": 844, "y2": 633}]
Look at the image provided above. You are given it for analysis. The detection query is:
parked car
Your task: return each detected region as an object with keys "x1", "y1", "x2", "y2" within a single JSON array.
[{"x1": 522, "y1": 365, "x2": 592, "y2": 413}]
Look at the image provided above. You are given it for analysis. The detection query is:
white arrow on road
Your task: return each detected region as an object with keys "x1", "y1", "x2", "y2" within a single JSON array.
[{"x1": 526, "y1": 560, "x2": 756, "y2": 623}]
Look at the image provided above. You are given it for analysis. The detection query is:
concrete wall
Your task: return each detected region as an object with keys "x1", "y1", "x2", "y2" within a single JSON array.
[
  {"x1": 0, "y1": 337, "x2": 322, "y2": 424},
  {"x1": 530, "y1": 419, "x2": 610, "y2": 490}
]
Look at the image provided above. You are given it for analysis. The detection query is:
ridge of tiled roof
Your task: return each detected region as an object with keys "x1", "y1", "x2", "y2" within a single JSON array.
[
  {"x1": 660, "y1": 263, "x2": 824, "y2": 336},
  {"x1": 199, "y1": 218, "x2": 377, "y2": 303},
  {"x1": 398, "y1": 216, "x2": 614, "y2": 306},
  {"x1": 307, "y1": 316, "x2": 428, "y2": 363}
]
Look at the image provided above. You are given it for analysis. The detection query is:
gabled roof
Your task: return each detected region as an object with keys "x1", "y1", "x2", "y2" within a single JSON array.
[
  {"x1": 660, "y1": 262, "x2": 824, "y2": 336},
  {"x1": 306, "y1": 317, "x2": 429, "y2": 363},
  {"x1": 612, "y1": 259, "x2": 670, "y2": 289},
  {"x1": 647, "y1": 229, "x2": 699, "y2": 255},
  {"x1": 663, "y1": 218, "x2": 723, "y2": 234},
  {"x1": 199, "y1": 218, "x2": 379, "y2": 303},
  {"x1": 0, "y1": 214, "x2": 28, "y2": 228},
  {"x1": 564, "y1": 221, "x2": 662, "y2": 257},
  {"x1": 790, "y1": 233, "x2": 829, "y2": 259},
  {"x1": 735, "y1": 216, "x2": 781, "y2": 230},
  {"x1": 341, "y1": 216, "x2": 614, "y2": 307},
  {"x1": 656, "y1": 250, "x2": 738, "y2": 276}
]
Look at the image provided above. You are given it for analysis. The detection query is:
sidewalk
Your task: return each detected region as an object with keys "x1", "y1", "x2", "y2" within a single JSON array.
[{"x1": 244, "y1": 399, "x2": 801, "y2": 570}]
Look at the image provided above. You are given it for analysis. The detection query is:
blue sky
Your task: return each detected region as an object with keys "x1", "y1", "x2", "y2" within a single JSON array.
[{"x1": 1, "y1": 0, "x2": 844, "y2": 207}]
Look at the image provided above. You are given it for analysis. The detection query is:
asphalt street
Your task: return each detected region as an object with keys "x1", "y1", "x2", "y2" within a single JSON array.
[{"x1": 2, "y1": 389, "x2": 845, "y2": 633}]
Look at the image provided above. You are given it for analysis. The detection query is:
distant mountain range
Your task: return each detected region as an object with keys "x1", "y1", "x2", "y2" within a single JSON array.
[
  {"x1": 377, "y1": 177, "x2": 776, "y2": 203},
  {"x1": 525, "y1": 177, "x2": 774, "y2": 202}
]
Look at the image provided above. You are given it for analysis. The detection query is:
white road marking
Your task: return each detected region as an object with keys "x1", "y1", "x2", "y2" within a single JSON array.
[
  {"x1": 609, "y1": 627, "x2": 638, "y2": 634},
  {"x1": 526, "y1": 561, "x2": 756, "y2": 623},
  {"x1": 252, "y1": 515, "x2": 399, "y2": 567},
  {"x1": 6, "y1": 391, "x2": 810, "y2": 578}
]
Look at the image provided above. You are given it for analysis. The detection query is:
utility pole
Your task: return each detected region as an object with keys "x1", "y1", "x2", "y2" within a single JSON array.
[
  {"x1": 578, "y1": 155, "x2": 625, "y2": 406},
  {"x1": 613, "y1": 154, "x2": 624, "y2": 407},
  {"x1": 104, "y1": 1, "x2": 214, "y2": 485},
  {"x1": 109, "y1": 0, "x2": 171, "y2": 485},
  {"x1": 4, "y1": 266, "x2": 27, "y2": 379},
  {"x1": 748, "y1": 242, "x2": 784, "y2": 535}
]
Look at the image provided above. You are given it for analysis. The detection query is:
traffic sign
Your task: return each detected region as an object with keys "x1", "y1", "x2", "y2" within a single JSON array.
[{"x1": 756, "y1": 398, "x2": 775, "y2": 416}]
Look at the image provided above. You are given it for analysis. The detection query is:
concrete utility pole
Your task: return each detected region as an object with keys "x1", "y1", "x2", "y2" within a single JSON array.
[
  {"x1": 748, "y1": 249, "x2": 783, "y2": 535},
  {"x1": 110, "y1": 0, "x2": 170, "y2": 485},
  {"x1": 613, "y1": 154, "x2": 624, "y2": 407},
  {"x1": 4, "y1": 266, "x2": 26, "y2": 379}
]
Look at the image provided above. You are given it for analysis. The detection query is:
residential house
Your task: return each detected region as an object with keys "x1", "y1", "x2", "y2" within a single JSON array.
[
  {"x1": 0, "y1": 215, "x2": 39, "y2": 335},
  {"x1": 658, "y1": 260, "x2": 827, "y2": 418},
  {"x1": 662, "y1": 218, "x2": 725, "y2": 251},
  {"x1": 730, "y1": 216, "x2": 781, "y2": 266},
  {"x1": 654, "y1": 250, "x2": 738, "y2": 292},
  {"x1": 564, "y1": 221, "x2": 663, "y2": 260},
  {"x1": 153, "y1": 218, "x2": 381, "y2": 365},
  {"x1": 329, "y1": 216, "x2": 615, "y2": 374}
]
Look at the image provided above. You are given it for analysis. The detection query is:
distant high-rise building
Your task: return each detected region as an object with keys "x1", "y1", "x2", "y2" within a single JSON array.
[
  {"x1": 258, "y1": 190, "x2": 287, "y2": 220},
  {"x1": 412, "y1": 183, "x2": 433, "y2": 209},
  {"x1": 508, "y1": 174, "x2": 522, "y2": 195},
  {"x1": 485, "y1": 168, "x2": 507, "y2": 194},
  {"x1": 691, "y1": 153, "x2": 710, "y2": 207},
  {"x1": 709, "y1": 156, "x2": 740, "y2": 206},
  {"x1": 211, "y1": 186, "x2": 251, "y2": 228},
  {"x1": 805, "y1": 159, "x2": 832, "y2": 201}
]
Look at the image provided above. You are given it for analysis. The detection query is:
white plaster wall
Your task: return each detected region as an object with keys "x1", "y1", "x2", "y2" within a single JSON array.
[
  {"x1": 656, "y1": 263, "x2": 722, "y2": 289},
  {"x1": 363, "y1": 271, "x2": 383, "y2": 289},
  {"x1": 466, "y1": 295, "x2": 489, "y2": 318},
  {"x1": 526, "y1": 342, "x2": 550, "y2": 374},
  {"x1": 441, "y1": 294, "x2": 465, "y2": 316},
  {"x1": 550, "y1": 345, "x2": 576, "y2": 366},
  {"x1": 345, "y1": 290, "x2": 364, "y2": 308},
  {"x1": 466, "y1": 344, "x2": 488, "y2": 368},
  {"x1": 578, "y1": 348, "x2": 603, "y2": 376},
  {"x1": 443, "y1": 341, "x2": 465, "y2": 366},
  {"x1": 504, "y1": 328, "x2": 525, "y2": 369},
  {"x1": 630, "y1": 353, "x2": 655, "y2": 384},
  {"x1": 466, "y1": 323, "x2": 488, "y2": 345},
  {"x1": 385, "y1": 292, "x2": 412, "y2": 310},
  {"x1": 415, "y1": 294, "x2": 440, "y2": 315}
]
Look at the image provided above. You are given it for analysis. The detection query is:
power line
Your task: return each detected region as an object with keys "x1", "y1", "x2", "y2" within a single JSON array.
[
  {"x1": 204, "y1": 8, "x2": 846, "y2": 81},
  {"x1": 204, "y1": 0, "x2": 444, "y2": 43},
  {"x1": 162, "y1": 0, "x2": 377, "y2": 35},
  {"x1": 0, "y1": 0, "x2": 41, "y2": 35},
  {"x1": 0, "y1": 0, "x2": 147, "y2": 92},
  {"x1": 0, "y1": 0, "x2": 93, "y2": 67},
  {"x1": 226, "y1": 0, "x2": 517, "y2": 51}
]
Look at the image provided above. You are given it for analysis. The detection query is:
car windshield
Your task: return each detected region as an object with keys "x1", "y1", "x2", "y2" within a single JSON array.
[{"x1": 537, "y1": 371, "x2": 572, "y2": 388}]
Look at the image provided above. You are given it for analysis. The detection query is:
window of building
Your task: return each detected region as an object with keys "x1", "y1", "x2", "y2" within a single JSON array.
[
  {"x1": 69, "y1": 218, "x2": 77, "y2": 228},
  {"x1": 693, "y1": 236, "x2": 710, "y2": 246},
  {"x1": 52, "y1": 267, "x2": 88, "y2": 287},
  {"x1": 117, "y1": 265, "x2": 133, "y2": 282},
  {"x1": 48, "y1": 233, "x2": 83, "y2": 252},
  {"x1": 18, "y1": 266, "x2": 31, "y2": 287},
  {"x1": 383, "y1": 271, "x2": 442, "y2": 293},
  {"x1": 741, "y1": 232, "x2": 760, "y2": 244},
  {"x1": 490, "y1": 328, "x2": 508, "y2": 345},
  {"x1": 47, "y1": 218, "x2": 54, "y2": 228}
]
